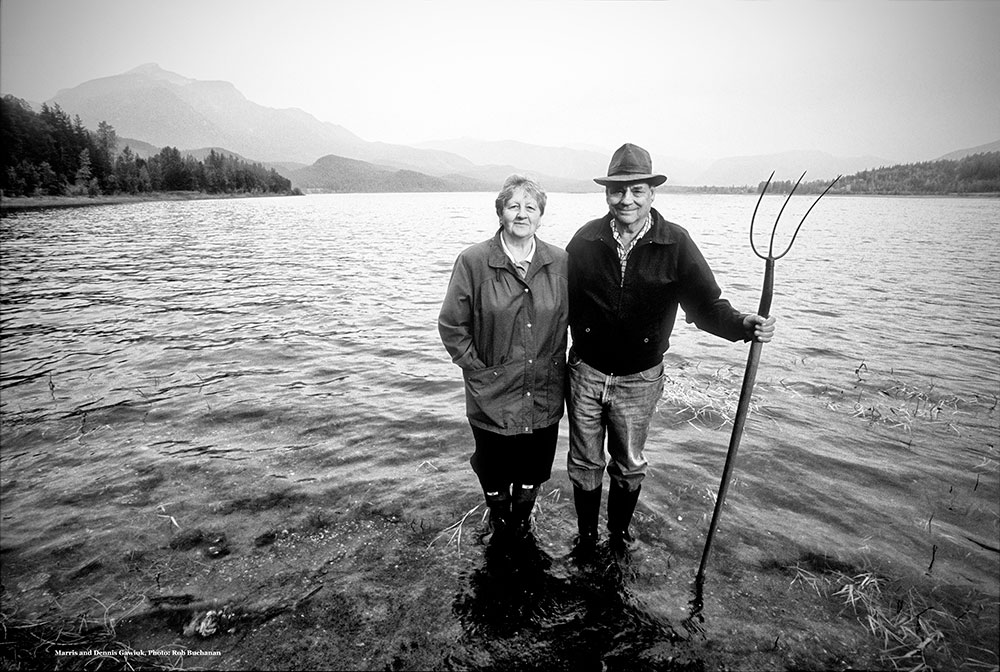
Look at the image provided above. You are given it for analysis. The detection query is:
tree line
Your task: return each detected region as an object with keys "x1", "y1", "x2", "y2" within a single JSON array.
[
  {"x1": 1, "y1": 95, "x2": 294, "y2": 198},
  {"x1": 757, "y1": 152, "x2": 1000, "y2": 195}
]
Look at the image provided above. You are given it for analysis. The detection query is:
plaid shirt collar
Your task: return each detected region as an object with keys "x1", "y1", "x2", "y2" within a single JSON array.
[{"x1": 610, "y1": 214, "x2": 651, "y2": 259}]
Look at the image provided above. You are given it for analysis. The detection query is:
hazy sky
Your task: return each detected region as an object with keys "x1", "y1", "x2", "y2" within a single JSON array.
[{"x1": 2, "y1": 0, "x2": 997, "y2": 164}]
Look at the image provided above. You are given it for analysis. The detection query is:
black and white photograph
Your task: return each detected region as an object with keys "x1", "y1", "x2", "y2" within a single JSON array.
[{"x1": 1, "y1": 1, "x2": 998, "y2": 669}]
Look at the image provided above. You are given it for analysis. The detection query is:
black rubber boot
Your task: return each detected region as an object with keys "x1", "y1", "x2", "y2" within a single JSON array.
[
  {"x1": 511, "y1": 484, "x2": 539, "y2": 539},
  {"x1": 608, "y1": 482, "x2": 641, "y2": 552},
  {"x1": 572, "y1": 484, "x2": 602, "y2": 555},
  {"x1": 483, "y1": 487, "x2": 511, "y2": 544}
]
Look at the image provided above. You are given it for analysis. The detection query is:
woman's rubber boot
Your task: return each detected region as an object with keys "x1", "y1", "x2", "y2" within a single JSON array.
[
  {"x1": 511, "y1": 484, "x2": 539, "y2": 540},
  {"x1": 608, "y1": 482, "x2": 641, "y2": 553},
  {"x1": 571, "y1": 484, "x2": 602, "y2": 557},
  {"x1": 483, "y1": 488, "x2": 511, "y2": 546}
]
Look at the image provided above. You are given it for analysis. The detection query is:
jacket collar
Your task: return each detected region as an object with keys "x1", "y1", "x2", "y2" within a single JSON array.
[
  {"x1": 580, "y1": 208, "x2": 676, "y2": 245},
  {"x1": 487, "y1": 229, "x2": 554, "y2": 275}
]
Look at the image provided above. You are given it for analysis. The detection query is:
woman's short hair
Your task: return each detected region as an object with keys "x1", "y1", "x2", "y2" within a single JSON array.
[{"x1": 495, "y1": 174, "x2": 547, "y2": 217}]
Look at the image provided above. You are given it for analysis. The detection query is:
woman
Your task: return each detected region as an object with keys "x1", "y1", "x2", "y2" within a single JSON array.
[{"x1": 438, "y1": 175, "x2": 568, "y2": 544}]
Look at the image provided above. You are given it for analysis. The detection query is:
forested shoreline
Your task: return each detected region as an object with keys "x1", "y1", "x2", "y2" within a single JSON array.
[
  {"x1": 1, "y1": 96, "x2": 294, "y2": 199},
  {"x1": 750, "y1": 152, "x2": 1000, "y2": 195}
]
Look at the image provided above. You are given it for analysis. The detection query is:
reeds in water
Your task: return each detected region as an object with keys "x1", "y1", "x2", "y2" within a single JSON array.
[
  {"x1": 659, "y1": 367, "x2": 762, "y2": 429},
  {"x1": 790, "y1": 563, "x2": 998, "y2": 671},
  {"x1": 841, "y1": 361, "x2": 996, "y2": 434},
  {"x1": 0, "y1": 600, "x2": 175, "y2": 671}
]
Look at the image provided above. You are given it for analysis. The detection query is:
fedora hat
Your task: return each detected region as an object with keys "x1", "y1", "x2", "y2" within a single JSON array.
[{"x1": 594, "y1": 143, "x2": 667, "y2": 187}]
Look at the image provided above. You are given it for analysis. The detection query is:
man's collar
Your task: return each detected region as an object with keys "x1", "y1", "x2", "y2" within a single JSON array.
[
  {"x1": 581, "y1": 209, "x2": 675, "y2": 244},
  {"x1": 610, "y1": 213, "x2": 651, "y2": 242}
]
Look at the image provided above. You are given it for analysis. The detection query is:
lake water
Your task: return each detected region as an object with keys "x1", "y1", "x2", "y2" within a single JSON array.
[{"x1": 1, "y1": 192, "x2": 998, "y2": 665}]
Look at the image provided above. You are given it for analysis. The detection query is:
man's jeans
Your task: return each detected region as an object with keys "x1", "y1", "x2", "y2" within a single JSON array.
[{"x1": 567, "y1": 350, "x2": 665, "y2": 492}]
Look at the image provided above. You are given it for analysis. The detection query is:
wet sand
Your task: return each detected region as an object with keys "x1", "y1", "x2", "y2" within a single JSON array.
[{"x1": 2, "y1": 481, "x2": 996, "y2": 671}]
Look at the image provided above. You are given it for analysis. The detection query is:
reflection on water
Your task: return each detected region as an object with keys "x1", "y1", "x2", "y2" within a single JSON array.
[{"x1": 451, "y1": 537, "x2": 696, "y2": 671}]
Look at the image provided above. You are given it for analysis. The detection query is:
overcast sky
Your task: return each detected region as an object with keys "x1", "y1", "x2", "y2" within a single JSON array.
[{"x1": 2, "y1": 0, "x2": 997, "y2": 164}]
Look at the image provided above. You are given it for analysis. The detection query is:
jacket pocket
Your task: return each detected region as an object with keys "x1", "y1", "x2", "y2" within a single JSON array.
[{"x1": 464, "y1": 364, "x2": 513, "y2": 428}]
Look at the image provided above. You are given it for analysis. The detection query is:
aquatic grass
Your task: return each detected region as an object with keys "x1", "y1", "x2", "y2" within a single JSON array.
[
  {"x1": 541, "y1": 487, "x2": 562, "y2": 505},
  {"x1": 659, "y1": 366, "x2": 763, "y2": 428},
  {"x1": 787, "y1": 562, "x2": 999, "y2": 671},
  {"x1": 0, "y1": 600, "x2": 179, "y2": 671},
  {"x1": 789, "y1": 565, "x2": 825, "y2": 597},
  {"x1": 426, "y1": 503, "x2": 484, "y2": 555},
  {"x1": 839, "y1": 361, "x2": 996, "y2": 435}
]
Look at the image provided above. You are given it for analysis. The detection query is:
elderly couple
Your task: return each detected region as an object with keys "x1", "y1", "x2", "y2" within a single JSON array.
[{"x1": 438, "y1": 143, "x2": 775, "y2": 555}]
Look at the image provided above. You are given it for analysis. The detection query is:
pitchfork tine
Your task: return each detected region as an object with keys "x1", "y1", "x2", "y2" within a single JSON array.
[
  {"x1": 751, "y1": 171, "x2": 843, "y2": 262},
  {"x1": 774, "y1": 174, "x2": 843, "y2": 260},
  {"x1": 748, "y1": 171, "x2": 773, "y2": 260}
]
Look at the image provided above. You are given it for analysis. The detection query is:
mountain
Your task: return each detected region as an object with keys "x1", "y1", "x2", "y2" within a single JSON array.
[
  {"x1": 937, "y1": 139, "x2": 1000, "y2": 161},
  {"x1": 693, "y1": 150, "x2": 891, "y2": 187},
  {"x1": 416, "y1": 138, "x2": 705, "y2": 186},
  {"x1": 286, "y1": 154, "x2": 494, "y2": 193},
  {"x1": 51, "y1": 64, "x2": 364, "y2": 164},
  {"x1": 431, "y1": 161, "x2": 594, "y2": 193},
  {"x1": 417, "y1": 138, "x2": 607, "y2": 181},
  {"x1": 50, "y1": 63, "x2": 476, "y2": 175},
  {"x1": 40, "y1": 64, "x2": 995, "y2": 193},
  {"x1": 45, "y1": 64, "x2": 566, "y2": 187}
]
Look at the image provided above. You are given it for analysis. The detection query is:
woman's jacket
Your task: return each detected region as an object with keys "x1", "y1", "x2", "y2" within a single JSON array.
[{"x1": 439, "y1": 231, "x2": 568, "y2": 435}]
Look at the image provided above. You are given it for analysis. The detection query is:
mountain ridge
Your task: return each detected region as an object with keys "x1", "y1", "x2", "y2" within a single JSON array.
[{"x1": 34, "y1": 64, "x2": 998, "y2": 191}]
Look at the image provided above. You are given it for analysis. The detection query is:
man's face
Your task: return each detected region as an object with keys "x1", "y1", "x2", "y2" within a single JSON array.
[{"x1": 606, "y1": 182, "x2": 654, "y2": 227}]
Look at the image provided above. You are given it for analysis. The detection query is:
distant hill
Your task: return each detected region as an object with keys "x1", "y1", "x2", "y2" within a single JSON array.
[
  {"x1": 417, "y1": 138, "x2": 608, "y2": 182},
  {"x1": 115, "y1": 140, "x2": 306, "y2": 179},
  {"x1": 834, "y1": 151, "x2": 1000, "y2": 195},
  {"x1": 430, "y1": 161, "x2": 594, "y2": 193},
  {"x1": 937, "y1": 139, "x2": 1000, "y2": 161},
  {"x1": 181, "y1": 146, "x2": 253, "y2": 163},
  {"x1": 694, "y1": 150, "x2": 891, "y2": 187},
  {"x1": 417, "y1": 138, "x2": 705, "y2": 186},
  {"x1": 51, "y1": 64, "x2": 364, "y2": 165},
  {"x1": 116, "y1": 137, "x2": 159, "y2": 159},
  {"x1": 287, "y1": 154, "x2": 494, "y2": 193}
]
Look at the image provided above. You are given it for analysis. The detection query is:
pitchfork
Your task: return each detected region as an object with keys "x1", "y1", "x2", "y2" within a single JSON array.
[{"x1": 692, "y1": 171, "x2": 841, "y2": 599}]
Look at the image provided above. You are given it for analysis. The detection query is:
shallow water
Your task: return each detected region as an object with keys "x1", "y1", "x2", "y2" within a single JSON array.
[{"x1": 1, "y1": 192, "x2": 998, "y2": 663}]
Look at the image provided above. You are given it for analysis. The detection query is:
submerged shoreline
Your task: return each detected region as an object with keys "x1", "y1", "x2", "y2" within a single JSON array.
[{"x1": 1, "y1": 481, "x2": 997, "y2": 671}]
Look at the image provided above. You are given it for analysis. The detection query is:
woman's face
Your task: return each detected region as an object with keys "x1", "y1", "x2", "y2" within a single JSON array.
[{"x1": 500, "y1": 187, "x2": 542, "y2": 242}]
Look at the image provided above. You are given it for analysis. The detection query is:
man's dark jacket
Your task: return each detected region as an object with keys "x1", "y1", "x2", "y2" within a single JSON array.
[{"x1": 567, "y1": 208, "x2": 750, "y2": 376}]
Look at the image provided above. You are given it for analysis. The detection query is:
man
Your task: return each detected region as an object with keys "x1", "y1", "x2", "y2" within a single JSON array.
[{"x1": 566, "y1": 143, "x2": 774, "y2": 554}]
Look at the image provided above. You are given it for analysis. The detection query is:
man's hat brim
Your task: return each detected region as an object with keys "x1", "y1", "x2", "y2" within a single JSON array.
[{"x1": 594, "y1": 174, "x2": 667, "y2": 187}]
